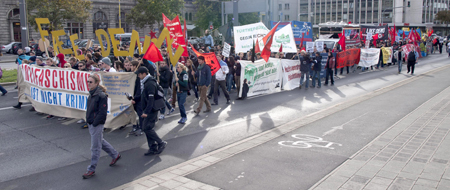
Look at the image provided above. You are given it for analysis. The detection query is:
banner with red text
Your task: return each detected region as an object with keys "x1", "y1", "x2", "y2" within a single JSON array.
[
  {"x1": 190, "y1": 45, "x2": 221, "y2": 76},
  {"x1": 280, "y1": 59, "x2": 300, "y2": 90},
  {"x1": 336, "y1": 49, "x2": 361, "y2": 69},
  {"x1": 162, "y1": 14, "x2": 189, "y2": 57},
  {"x1": 359, "y1": 48, "x2": 380, "y2": 67},
  {"x1": 18, "y1": 64, "x2": 137, "y2": 129}
]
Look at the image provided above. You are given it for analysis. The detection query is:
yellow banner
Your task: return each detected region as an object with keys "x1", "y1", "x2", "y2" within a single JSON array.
[{"x1": 381, "y1": 47, "x2": 393, "y2": 64}]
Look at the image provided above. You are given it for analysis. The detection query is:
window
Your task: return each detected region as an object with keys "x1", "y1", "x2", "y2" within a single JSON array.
[
  {"x1": 185, "y1": 13, "x2": 188, "y2": 20},
  {"x1": 285, "y1": 3, "x2": 289, "y2": 10},
  {"x1": 189, "y1": 13, "x2": 192, "y2": 21},
  {"x1": 65, "y1": 22, "x2": 84, "y2": 39},
  {"x1": 93, "y1": 11, "x2": 108, "y2": 33},
  {"x1": 343, "y1": 14, "x2": 348, "y2": 20},
  {"x1": 285, "y1": 15, "x2": 290, "y2": 21},
  {"x1": 279, "y1": 4, "x2": 282, "y2": 10},
  {"x1": 343, "y1": 3, "x2": 347, "y2": 9},
  {"x1": 116, "y1": 12, "x2": 129, "y2": 32}
]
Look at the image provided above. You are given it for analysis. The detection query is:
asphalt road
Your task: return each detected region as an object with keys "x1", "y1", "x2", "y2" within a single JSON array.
[{"x1": 0, "y1": 53, "x2": 449, "y2": 190}]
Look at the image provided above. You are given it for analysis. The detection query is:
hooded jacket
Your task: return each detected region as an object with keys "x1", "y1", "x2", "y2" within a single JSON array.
[
  {"x1": 215, "y1": 60, "x2": 229, "y2": 81},
  {"x1": 300, "y1": 55, "x2": 312, "y2": 72},
  {"x1": 159, "y1": 66, "x2": 172, "y2": 88},
  {"x1": 57, "y1": 53, "x2": 67, "y2": 68},
  {"x1": 86, "y1": 87, "x2": 108, "y2": 127}
]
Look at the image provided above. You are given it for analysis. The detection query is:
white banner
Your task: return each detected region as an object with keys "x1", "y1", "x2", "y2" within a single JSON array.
[
  {"x1": 270, "y1": 24, "x2": 297, "y2": 53},
  {"x1": 359, "y1": 48, "x2": 381, "y2": 67},
  {"x1": 280, "y1": 59, "x2": 301, "y2": 90},
  {"x1": 316, "y1": 41, "x2": 324, "y2": 52},
  {"x1": 222, "y1": 42, "x2": 231, "y2": 57},
  {"x1": 306, "y1": 42, "x2": 314, "y2": 53},
  {"x1": 234, "y1": 22, "x2": 269, "y2": 53},
  {"x1": 239, "y1": 58, "x2": 283, "y2": 97}
]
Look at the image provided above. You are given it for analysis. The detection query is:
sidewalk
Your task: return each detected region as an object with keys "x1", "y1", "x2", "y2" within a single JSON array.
[{"x1": 310, "y1": 85, "x2": 450, "y2": 190}]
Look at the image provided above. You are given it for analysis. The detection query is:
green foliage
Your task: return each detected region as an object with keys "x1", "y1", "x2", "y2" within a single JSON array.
[
  {"x1": 193, "y1": 0, "x2": 221, "y2": 31},
  {"x1": 436, "y1": 10, "x2": 450, "y2": 23},
  {"x1": 127, "y1": 0, "x2": 184, "y2": 29},
  {"x1": 26, "y1": 0, "x2": 92, "y2": 32},
  {"x1": 227, "y1": 12, "x2": 260, "y2": 25}
]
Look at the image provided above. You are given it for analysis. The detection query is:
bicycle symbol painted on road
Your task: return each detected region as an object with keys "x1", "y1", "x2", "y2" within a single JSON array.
[{"x1": 278, "y1": 134, "x2": 342, "y2": 149}]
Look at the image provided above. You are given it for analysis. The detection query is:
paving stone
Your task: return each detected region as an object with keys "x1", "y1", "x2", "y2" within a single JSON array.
[
  {"x1": 376, "y1": 170, "x2": 398, "y2": 180},
  {"x1": 412, "y1": 158, "x2": 428, "y2": 163},
  {"x1": 140, "y1": 179, "x2": 158, "y2": 188},
  {"x1": 420, "y1": 172, "x2": 443, "y2": 181},
  {"x1": 203, "y1": 156, "x2": 220, "y2": 163},
  {"x1": 350, "y1": 175, "x2": 370, "y2": 184},
  {"x1": 315, "y1": 175, "x2": 349, "y2": 190},
  {"x1": 157, "y1": 172, "x2": 178, "y2": 181},
  {"x1": 415, "y1": 178, "x2": 438, "y2": 188},
  {"x1": 373, "y1": 156, "x2": 390, "y2": 162},
  {"x1": 438, "y1": 178, "x2": 450, "y2": 188},
  {"x1": 393, "y1": 157, "x2": 409, "y2": 162},
  {"x1": 411, "y1": 184, "x2": 438, "y2": 190},
  {"x1": 159, "y1": 180, "x2": 183, "y2": 189},
  {"x1": 355, "y1": 167, "x2": 379, "y2": 178},
  {"x1": 179, "y1": 164, "x2": 200, "y2": 173},
  {"x1": 150, "y1": 177, "x2": 166, "y2": 184},
  {"x1": 173, "y1": 176, "x2": 191, "y2": 184},
  {"x1": 431, "y1": 158, "x2": 448, "y2": 164},
  {"x1": 364, "y1": 182, "x2": 390, "y2": 190},
  {"x1": 123, "y1": 183, "x2": 148, "y2": 190},
  {"x1": 341, "y1": 181, "x2": 365, "y2": 190},
  {"x1": 387, "y1": 177, "x2": 415, "y2": 190},
  {"x1": 149, "y1": 186, "x2": 171, "y2": 190},
  {"x1": 397, "y1": 171, "x2": 419, "y2": 180},
  {"x1": 191, "y1": 160, "x2": 212, "y2": 168},
  {"x1": 182, "y1": 180, "x2": 206, "y2": 189},
  {"x1": 173, "y1": 186, "x2": 191, "y2": 190},
  {"x1": 199, "y1": 184, "x2": 221, "y2": 190},
  {"x1": 369, "y1": 176, "x2": 393, "y2": 185}
]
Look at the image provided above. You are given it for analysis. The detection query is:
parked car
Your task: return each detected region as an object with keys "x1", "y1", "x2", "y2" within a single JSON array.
[
  {"x1": 2, "y1": 42, "x2": 20, "y2": 53},
  {"x1": 12, "y1": 43, "x2": 22, "y2": 54},
  {"x1": 31, "y1": 44, "x2": 44, "y2": 56}
]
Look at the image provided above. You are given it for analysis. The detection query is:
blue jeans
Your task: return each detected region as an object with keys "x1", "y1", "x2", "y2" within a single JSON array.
[
  {"x1": 300, "y1": 71, "x2": 310, "y2": 88},
  {"x1": 160, "y1": 88, "x2": 173, "y2": 115},
  {"x1": 398, "y1": 59, "x2": 403, "y2": 73},
  {"x1": 311, "y1": 71, "x2": 321, "y2": 87},
  {"x1": 226, "y1": 74, "x2": 234, "y2": 92},
  {"x1": 177, "y1": 92, "x2": 187, "y2": 118},
  {"x1": 0, "y1": 85, "x2": 6, "y2": 94}
]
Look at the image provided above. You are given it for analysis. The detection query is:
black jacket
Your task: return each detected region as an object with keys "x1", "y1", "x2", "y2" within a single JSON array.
[
  {"x1": 300, "y1": 55, "x2": 312, "y2": 72},
  {"x1": 313, "y1": 56, "x2": 322, "y2": 71},
  {"x1": 141, "y1": 77, "x2": 158, "y2": 115},
  {"x1": 86, "y1": 87, "x2": 108, "y2": 127},
  {"x1": 133, "y1": 76, "x2": 141, "y2": 103},
  {"x1": 159, "y1": 66, "x2": 171, "y2": 88}
]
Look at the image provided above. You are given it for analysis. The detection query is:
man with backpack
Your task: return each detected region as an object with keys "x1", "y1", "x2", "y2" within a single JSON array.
[
  {"x1": 407, "y1": 48, "x2": 418, "y2": 75},
  {"x1": 136, "y1": 67, "x2": 167, "y2": 156}
]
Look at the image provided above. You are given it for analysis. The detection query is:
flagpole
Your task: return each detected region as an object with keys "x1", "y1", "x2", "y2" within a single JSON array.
[{"x1": 119, "y1": 0, "x2": 121, "y2": 28}]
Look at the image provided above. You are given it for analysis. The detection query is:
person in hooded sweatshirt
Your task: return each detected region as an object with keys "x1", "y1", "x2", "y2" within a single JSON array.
[{"x1": 57, "y1": 53, "x2": 67, "y2": 68}]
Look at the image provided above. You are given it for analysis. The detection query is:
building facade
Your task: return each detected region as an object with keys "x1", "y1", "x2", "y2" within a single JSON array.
[{"x1": 0, "y1": 0, "x2": 198, "y2": 46}]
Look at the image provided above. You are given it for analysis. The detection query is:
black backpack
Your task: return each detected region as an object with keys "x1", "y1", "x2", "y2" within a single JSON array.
[
  {"x1": 149, "y1": 78, "x2": 166, "y2": 111},
  {"x1": 408, "y1": 51, "x2": 415, "y2": 61}
]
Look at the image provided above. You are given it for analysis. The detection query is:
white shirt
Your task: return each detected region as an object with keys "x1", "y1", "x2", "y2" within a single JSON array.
[
  {"x1": 215, "y1": 61, "x2": 229, "y2": 81},
  {"x1": 107, "y1": 67, "x2": 117, "y2": 72}
]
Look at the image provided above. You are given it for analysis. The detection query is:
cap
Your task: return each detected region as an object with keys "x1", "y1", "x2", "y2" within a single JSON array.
[
  {"x1": 36, "y1": 56, "x2": 44, "y2": 62},
  {"x1": 135, "y1": 66, "x2": 149, "y2": 75},
  {"x1": 100, "y1": 57, "x2": 112, "y2": 66}
]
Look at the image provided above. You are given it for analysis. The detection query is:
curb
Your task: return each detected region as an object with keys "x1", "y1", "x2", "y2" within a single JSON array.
[
  {"x1": 0, "y1": 82, "x2": 16, "y2": 86},
  {"x1": 0, "y1": 60, "x2": 15, "y2": 63}
]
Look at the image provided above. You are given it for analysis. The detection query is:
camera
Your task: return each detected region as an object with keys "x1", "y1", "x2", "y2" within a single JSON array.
[{"x1": 125, "y1": 92, "x2": 133, "y2": 100}]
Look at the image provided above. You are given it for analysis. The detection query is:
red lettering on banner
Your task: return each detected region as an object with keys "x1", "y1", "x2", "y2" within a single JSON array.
[
  {"x1": 44, "y1": 70, "x2": 51, "y2": 88},
  {"x1": 85, "y1": 73, "x2": 90, "y2": 91},
  {"x1": 336, "y1": 49, "x2": 361, "y2": 69},
  {"x1": 59, "y1": 70, "x2": 65, "y2": 89},
  {"x1": 70, "y1": 71, "x2": 75, "y2": 90},
  {"x1": 38, "y1": 68, "x2": 44, "y2": 87},
  {"x1": 76, "y1": 72, "x2": 85, "y2": 91},
  {"x1": 29, "y1": 67, "x2": 34, "y2": 84},
  {"x1": 52, "y1": 70, "x2": 58, "y2": 88},
  {"x1": 24, "y1": 65, "x2": 29, "y2": 81},
  {"x1": 33, "y1": 68, "x2": 39, "y2": 86}
]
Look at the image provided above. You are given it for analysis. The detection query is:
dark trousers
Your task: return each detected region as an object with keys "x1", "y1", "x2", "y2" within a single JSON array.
[
  {"x1": 325, "y1": 68, "x2": 334, "y2": 85},
  {"x1": 0, "y1": 85, "x2": 6, "y2": 94},
  {"x1": 214, "y1": 80, "x2": 230, "y2": 104},
  {"x1": 143, "y1": 111, "x2": 162, "y2": 149},
  {"x1": 340, "y1": 66, "x2": 349, "y2": 74},
  {"x1": 407, "y1": 61, "x2": 415, "y2": 74},
  {"x1": 208, "y1": 75, "x2": 217, "y2": 97},
  {"x1": 134, "y1": 102, "x2": 143, "y2": 130},
  {"x1": 189, "y1": 82, "x2": 199, "y2": 99}
]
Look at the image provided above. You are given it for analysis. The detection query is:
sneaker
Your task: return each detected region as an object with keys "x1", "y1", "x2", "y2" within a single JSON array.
[
  {"x1": 155, "y1": 141, "x2": 167, "y2": 154},
  {"x1": 58, "y1": 117, "x2": 67, "y2": 121},
  {"x1": 180, "y1": 118, "x2": 187, "y2": 124},
  {"x1": 109, "y1": 154, "x2": 121, "y2": 166},
  {"x1": 317, "y1": 86, "x2": 321, "y2": 88},
  {"x1": 194, "y1": 110, "x2": 200, "y2": 115},
  {"x1": 159, "y1": 115, "x2": 165, "y2": 120},
  {"x1": 46, "y1": 115, "x2": 54, "y2": 119},
  {"x1": 77, "y1": 119, "x2": 85, "y2": 124},
  {"x1": 81, "y1": 124, "x2": 88, "y2": 129},
  {"x1": 14, "y1": 86, "x2": 18, "y2": 89},
  {"x1": 144, "y1": 144, "x2": 159, "y2": 156},
  {"x1": 178, "y1": 118, "x2": 183, "y2": 123},
  {"x1": 324, "y1": 83, "x2": 328, "y2": 86},
  {"x1": 167, "y1": 108, "x2": 175, "y2": 115},
  {"x1": 135, "y1": 129, "x2": 144, "y2": 136},
  {"x1": 119, "y1": 125, "x2": 126, "y2": 130},
  {"x1": 1, "y1": 91, "x2": 7, "y2": 96},
  {"x1": 226, "y1": 100, "x2": 231, "y2": 104},
  {"x1": 13, "y1": 104, "x2": 21, "y2": 109},
  {"x1": 129, "y1": 127, "x2": 138, "y2": 135},
  {"x1": 193, "y1": 98, "x2": 199, "y2": 103},
  {"x1": 82, "y1": 171, "x2": 95, "y2": 179},
  {"x1": 29, "y1": 107, "x2": 35, "y2": 112},
  {"x1": 203, "y1": 109, "x2": 211, "y2": 113}
]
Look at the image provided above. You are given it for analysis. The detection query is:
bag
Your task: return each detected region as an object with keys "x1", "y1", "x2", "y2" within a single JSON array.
[
  {"x1": 408, "y1": 52, "x2": 415, "y2": 61},
  {"x1": 151, "y1": 78, "x2": 166, "y2": 111},
  {"x1": 0, "y1": 66, "x2": 2, "y2": 79}
]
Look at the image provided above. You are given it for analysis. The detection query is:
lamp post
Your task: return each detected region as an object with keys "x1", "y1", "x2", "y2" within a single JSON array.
[{"x1": 119, "y1": 0, "x2": 121, "y2": 28}]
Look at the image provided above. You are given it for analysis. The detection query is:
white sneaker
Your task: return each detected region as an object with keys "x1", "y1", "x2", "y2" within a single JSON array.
[
  {"x1": 77, "y1": 119, "x2": 85, "y2": 124},
  {"x1": 159, "y1": 115, "x2": 165, "y2": 120}
]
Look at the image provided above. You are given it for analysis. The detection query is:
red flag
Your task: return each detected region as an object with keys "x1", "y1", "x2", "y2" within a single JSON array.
[
  {"x1": 189, "y1": 44, "x2": 221, "y2": 76},
  {"x1": 372, "y1": 34, "x2": 379, "y2": 47},
  {"x1": 402, "y1": 31, "x2": 406, "y2": 41},
  {"x1": 255, "y1": 38, "x2": 261, "y2": 53},
  {"x1": 299, "y1": 32, "x2": 305, "y2": 48},
  {"x1": 428, "y1": 29, "x2": 434, "y2": 37},
  {"x1": 143, "y1": 43, "x2": 164, "y2": 63},
  {"x1": 338, "y1": 31, "x2": 346, "y2": 51},
  {"x1": 162, "y1": 14, "x2": 188, "y2": 57},
  {"x1": 279, "y1": 44, "x2": 283, "y2": 52},
  {"x1": 261, "y1": 22, "x2": 280, "y2": 62}
]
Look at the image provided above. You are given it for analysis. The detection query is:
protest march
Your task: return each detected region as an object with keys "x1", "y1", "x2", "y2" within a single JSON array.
[{"x1": 4, "y1": 14, "x2": 446, "y2": 179}]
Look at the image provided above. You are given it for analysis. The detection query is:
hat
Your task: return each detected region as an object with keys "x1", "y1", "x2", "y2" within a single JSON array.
[
  {"x1": 100, "y1": 57, "x2": 112, "y2": 66},
  {"x1": 36, "y1": 56, "x2": 44, "y2": 62},
  {"x1": 29, "y1": 56, "x2": 36, "y2": 62},
  {"x1": 134, "y1": 66, "x2": 149, "y2": 74},
  {"x1": 25, "y1": 47, "x2": 31, "y2": 53}
]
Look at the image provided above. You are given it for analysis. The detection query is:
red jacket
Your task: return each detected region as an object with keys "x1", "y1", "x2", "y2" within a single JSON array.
[{"x1": 326, "y1": 56, "x2": 335, "y2": 69}]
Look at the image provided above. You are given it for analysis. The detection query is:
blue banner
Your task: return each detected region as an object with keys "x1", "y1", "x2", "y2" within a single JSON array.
[{"x1": 271, "y1": 21, "x2": 313, "y2": 46}]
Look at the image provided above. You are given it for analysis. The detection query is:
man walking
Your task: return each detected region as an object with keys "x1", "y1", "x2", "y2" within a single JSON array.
[
  {"x1": 83, "y1": 75, "x2": 121, "y2": 179},
  {"x1": 157, "y1": 61, "x2": 175, "y2": 119},
  {"x1": 212, "y1": 54, "x2": 231, "y2": 105},
  {"x1": 299, "y1": 50, "x2": 312, "y2": 89},
  {"x1": 407, "y1": 48, "x2": 418, "y2": 75},
  {"x1": 311, "y1": 52, "x2": 322, "y2": 88},
  {"x1": 137, "y1": 67, "x2": 167, "y2": 156},
  {"x1": 193, "y1": 56, "x2": 212, "y2": 115}
]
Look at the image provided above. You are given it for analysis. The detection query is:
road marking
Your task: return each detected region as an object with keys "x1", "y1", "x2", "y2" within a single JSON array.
[
  {"x1": 322, "y1": 112, "x2": 369, "y2": 136},
  {"x1": 278, "y1": 134, "x2": 342, "y2": 149},
  {"x1": 0, "y1": 104, "x2": 31, "y2": 111}
]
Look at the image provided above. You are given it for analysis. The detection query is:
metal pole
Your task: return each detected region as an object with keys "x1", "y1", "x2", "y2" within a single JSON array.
[
  {"x1": 19, "y1": 0, "x2": 29, "y2": 47},
  {"x1": 119, "y1": 0, "x2": 121, "y2": 28},
  {"x1": 222, "y1": 2, "x2": 224, "y2": 26},
  {"x1": 233, "y1": 0, "x2": 239, "y2": 26}
]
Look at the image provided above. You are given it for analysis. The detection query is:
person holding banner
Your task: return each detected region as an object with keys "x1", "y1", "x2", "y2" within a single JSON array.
[
  {"x1": 83, "y1": 75, "x2": 121, "y2": 179},
  {"x1": 324, "y1": 51, "x2": 335, "y2": 86},
  {"x1": 299, "y1": 51, "x2": 312, "y2": 89},
  {"x1": 193, "y1": 56, "x2": 212, "y2": 115}
]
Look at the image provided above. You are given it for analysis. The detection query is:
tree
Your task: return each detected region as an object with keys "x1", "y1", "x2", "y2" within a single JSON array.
[
  {"x1": 127, "y1": 0, "x2": 184, "y2": 30},
  {"x1": 26, "y1": 0, "x2": 92, "y2": 32},
  {"x1": 193, "y1": 0, "x2": 221, "y2": 32},
  {"x1": 435, "y1": 10, "x2": 450, "y2": 36},
  {"x1": 227, "y1": 12, "x2": 260, "y2": 26}
]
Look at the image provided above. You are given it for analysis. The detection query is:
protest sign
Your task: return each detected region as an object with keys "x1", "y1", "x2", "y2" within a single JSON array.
[
  {"x1": 162, "y1": 14, "x2": 188, "y2": 57},
  {"x1": 18, "y1": 64, "x2": 137, "y2": 129},
  {"x1": 234, "y1": 22, "x2": 269, "y2": 53},
  {"x1": 280, "y1": 59, "x2": 300, "y2": 90},
  {"x1": 271, "y1": 21, "x2": 313, "y2": 45},
  {"x1": 239, "y1": 58, "x2": 283, "y2": 97},
  {"x1": 336, "y1": 49, "x2": 361, "y2": 69},
  {"x1": 271, "y1": 24, "x2": 297, "y2": 53},
  {"x1": 306, "y1": 42, "x2": 314, "y2": 53},
  {"x1": 222, "y1": 42, "x2": 231, "y2": 57},
  {"x1": 190, "y1": 45, "x2": 221, "y2": 75},
  {"x1": 381, "y1": 47, "x2": 393, "y2": 64},
  {"x1": 361, "y1": 25, "x2": 388, "y2": 41},
  {"x1": 359, "y1": 48, "x2": 380, "y2": 67},
  {"x1": 316, "y1": 41, "x2": 324, "y2": 52}
]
